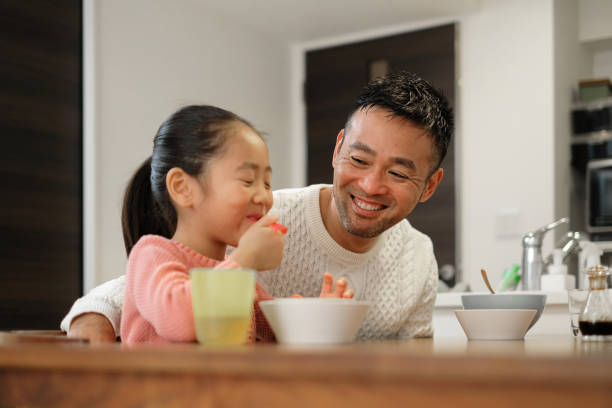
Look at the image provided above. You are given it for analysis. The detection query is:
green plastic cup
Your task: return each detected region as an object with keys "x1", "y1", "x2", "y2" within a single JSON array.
[{"x1": 189, "y1": 268, "x2": 256, "y2": 345}]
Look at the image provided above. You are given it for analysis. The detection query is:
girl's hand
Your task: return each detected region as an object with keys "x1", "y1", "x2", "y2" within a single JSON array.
[
  {"x1": 292, "y1": 272, "x2": 354, "y2": 298},
  {"x1": 231, "y1": 214, "x2": 285, "y2": 271}
]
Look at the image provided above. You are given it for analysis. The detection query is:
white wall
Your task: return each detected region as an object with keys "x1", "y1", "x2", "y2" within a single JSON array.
[
  {"x1": 593, "y1": 50, "x2": 612, "y2": 78},
  {"x1": 578, "y1": 0, "x2": 612, "y2": 42},
  {"x1": 454, "y1": 0, "x2": 556, "y2": 290},
  {"x1": 86, "y1": 0, "x2": 290, "y2": 289},
  {"x1": 578, "y1": 0, "x2": 612, "y2": 84}
]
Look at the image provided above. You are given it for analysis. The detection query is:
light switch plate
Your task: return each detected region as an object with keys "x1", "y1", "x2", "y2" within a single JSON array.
[{"x1": 495, "y1": 208, "x2": 521, "y2": 239}]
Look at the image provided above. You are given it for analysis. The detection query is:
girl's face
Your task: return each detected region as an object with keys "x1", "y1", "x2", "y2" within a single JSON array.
[{"x1": 193, "y1": 124, "x2": 273, "y2": 247}]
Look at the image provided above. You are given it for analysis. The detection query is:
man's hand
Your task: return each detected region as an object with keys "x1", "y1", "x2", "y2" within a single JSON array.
[{"x1": 67, "y1": 313, "x2": 116, "y2": 344}]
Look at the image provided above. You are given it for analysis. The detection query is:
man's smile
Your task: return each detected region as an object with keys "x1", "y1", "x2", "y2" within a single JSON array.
[{"x1": 350, "y1": 194, "x2": 388, "y2": 216}]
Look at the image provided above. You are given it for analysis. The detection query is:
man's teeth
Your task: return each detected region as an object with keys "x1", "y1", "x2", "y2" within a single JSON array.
[{"x1": 354, "y1": 198, "x2": 384, "y2": 211}]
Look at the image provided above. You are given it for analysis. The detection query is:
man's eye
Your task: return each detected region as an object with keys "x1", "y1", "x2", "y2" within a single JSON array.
[
  {"x1": 351, "y1": 156, "x2": 367, "y2": 165},
  {"x1": 389, "y1": 171, "x2": 408, "y2": 180}
]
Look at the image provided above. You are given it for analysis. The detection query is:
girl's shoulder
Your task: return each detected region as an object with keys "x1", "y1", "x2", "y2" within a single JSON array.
[
  {"x1": 130, "y1": 235, "x2": 181, "y2": 259},
  {"x1": 131, "y1": 235, "x2": 219, "y2": 268},
  {"x1": 126, "y1": 235, "x2": 186, "y2": 278}
]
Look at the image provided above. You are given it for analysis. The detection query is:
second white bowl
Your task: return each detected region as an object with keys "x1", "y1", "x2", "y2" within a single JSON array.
[
  {"x1": 461, "y1": 293, "x2": 547, "y2": 330},
  {"x1": 455, "y1": 309, "x2": 537, "y2": 340}
]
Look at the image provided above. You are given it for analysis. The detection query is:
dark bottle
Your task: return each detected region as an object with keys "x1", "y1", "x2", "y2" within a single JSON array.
[
  {"x1": 578, "y1": 321, "x2": 612, "y2": 336},
  {"x1": 578, "y1": 265, "x2": 612, "y2": 341}
]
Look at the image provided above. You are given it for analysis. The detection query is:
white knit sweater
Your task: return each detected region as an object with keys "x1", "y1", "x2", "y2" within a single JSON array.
[{"x1": 61, "y1": 184, "x2": 438, "y2": 340}]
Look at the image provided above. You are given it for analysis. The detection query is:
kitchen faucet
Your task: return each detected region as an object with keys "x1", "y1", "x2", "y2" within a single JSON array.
[
  {"x1": 521, "y1": 217, "x2": 570, "y2": 290},
  {"x1": 543, "y1": 231, "x2": 587, "y2": 266}
]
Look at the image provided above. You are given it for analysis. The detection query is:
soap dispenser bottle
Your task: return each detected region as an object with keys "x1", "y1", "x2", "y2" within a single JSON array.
[{"x1": 541, "y1": 249, "x2": 576, "y2": 291}]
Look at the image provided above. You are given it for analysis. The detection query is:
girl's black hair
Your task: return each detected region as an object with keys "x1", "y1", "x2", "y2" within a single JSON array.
[{"x1": 121, "y1": 105, "x2": 256, "y2": 255}]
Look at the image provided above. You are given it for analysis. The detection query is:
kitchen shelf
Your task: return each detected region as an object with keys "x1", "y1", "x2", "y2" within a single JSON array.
[
  {"x1": 572, "y1": 96, "x2": 612, "y2": 110},
  {"x1": 571, "y1": 130, "x2": 612, "y2": 144}
]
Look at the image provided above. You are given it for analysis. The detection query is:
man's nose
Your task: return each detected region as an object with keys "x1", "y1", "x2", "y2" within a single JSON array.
[{"x1": 358, "y1": 169, "x2": 387, "y2": 196}]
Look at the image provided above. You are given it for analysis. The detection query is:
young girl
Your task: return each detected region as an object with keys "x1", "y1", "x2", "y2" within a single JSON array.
[{"x1": 120, "y1": 105, "x2": 351, "y2": 344}]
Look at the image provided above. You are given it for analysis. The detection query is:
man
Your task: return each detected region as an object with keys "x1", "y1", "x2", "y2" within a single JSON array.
[{"x1": 62, "y1": 71, "x2": 453, "y2": 343}]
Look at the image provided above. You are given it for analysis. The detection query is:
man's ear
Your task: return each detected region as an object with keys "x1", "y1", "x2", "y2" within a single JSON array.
[
  {"x1": 166, "y1": 167, "x2": 194, "y2": 208},
  {"x1": 419, "y1": 168, "x2": 444, "y2": 203},
  {"x1": 331, "y1": 129, "x2": 345, "y2": 168}
]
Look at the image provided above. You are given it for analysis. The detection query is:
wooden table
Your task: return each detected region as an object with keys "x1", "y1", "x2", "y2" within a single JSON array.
[{"x1": 1, "y1": 332, "x2": 611, "y2": 407}]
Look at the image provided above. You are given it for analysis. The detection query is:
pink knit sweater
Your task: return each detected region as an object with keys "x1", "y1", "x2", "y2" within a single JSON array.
[{"x1": 120, "y1": 235, "x2": 275, "y2": 344}]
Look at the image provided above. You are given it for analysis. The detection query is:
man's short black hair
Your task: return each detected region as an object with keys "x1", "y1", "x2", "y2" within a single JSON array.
[{"x1": 347, "y1": 71, "x2": 454, "y2": 171}]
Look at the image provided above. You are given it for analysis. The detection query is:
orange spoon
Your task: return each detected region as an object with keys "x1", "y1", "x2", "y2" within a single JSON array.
[{"x1": 271, "y1": 223, "x2": 288, "y2": 234}]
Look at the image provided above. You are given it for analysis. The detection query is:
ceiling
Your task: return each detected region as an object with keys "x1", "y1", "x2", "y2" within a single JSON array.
[{"x1": 204, "y1": 0, "x2": 481, "y2": 43}]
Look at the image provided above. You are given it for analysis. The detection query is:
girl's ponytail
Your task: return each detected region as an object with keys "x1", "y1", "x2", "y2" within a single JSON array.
[{"x1": 121, "y1": 157, "x2": 172, "y2": 255}]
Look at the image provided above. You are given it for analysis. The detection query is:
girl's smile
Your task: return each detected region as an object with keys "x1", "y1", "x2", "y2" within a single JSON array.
[{"x1": 247, "y1": 213, "x2": 265, "y2": 223}]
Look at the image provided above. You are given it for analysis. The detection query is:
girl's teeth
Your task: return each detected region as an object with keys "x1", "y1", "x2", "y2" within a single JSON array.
[{"x1": 354, "y1": 198, "x2": 383, "y2": 211}]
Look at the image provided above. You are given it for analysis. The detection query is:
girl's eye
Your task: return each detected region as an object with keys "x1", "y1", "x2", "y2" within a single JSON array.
[
  {"x1": 265, "y1": 182, "x2": 271, "y2": 189},
  {"x1": 242, "y1": 180, "x2": 254, "y2": 186}
]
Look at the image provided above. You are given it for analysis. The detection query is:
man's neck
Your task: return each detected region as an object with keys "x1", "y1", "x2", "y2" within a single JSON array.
[{"x1": 319, "y1": 187, "x2": 379, "y2": 254}]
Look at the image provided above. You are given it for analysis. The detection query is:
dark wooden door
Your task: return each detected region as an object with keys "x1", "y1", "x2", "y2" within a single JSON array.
[
  {"x1": 0, "y1": 0, "x2": 82, "y2": 329},
  {"x1": 305, "y1": 24, "x2": 456, "y2": 279}
]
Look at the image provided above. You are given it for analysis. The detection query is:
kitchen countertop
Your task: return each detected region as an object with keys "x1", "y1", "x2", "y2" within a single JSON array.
[{"x1": 1, "y1": 332, "x2": 611, "y2": 407}]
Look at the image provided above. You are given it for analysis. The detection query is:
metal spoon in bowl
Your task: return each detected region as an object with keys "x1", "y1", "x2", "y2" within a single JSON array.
[{"x1": 481, "y1": 268, "x2": 496, "y2": 294}]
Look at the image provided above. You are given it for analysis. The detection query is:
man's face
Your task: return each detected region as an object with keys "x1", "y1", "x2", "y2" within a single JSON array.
[{"x1": 331, "y1": 107, "x2": 443, "y2": 238}]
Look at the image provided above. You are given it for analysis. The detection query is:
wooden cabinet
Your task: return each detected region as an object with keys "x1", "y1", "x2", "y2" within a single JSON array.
[{"x1": 0, "y1": 0, "x2": 82, "y2": 329}]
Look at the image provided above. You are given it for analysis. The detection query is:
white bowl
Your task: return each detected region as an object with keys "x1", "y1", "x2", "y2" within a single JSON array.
[
  {"x1": 259, "y1": 298, "x2": 370, "y2": 345},
  {"x1": 461, "y1": 293, "x2": 546, "y2": 331},
  {"x1": 454, "y1": 309, "x2": 537, "y2": 340}
]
